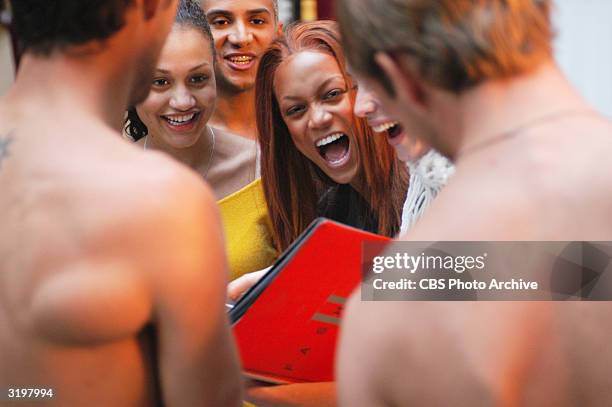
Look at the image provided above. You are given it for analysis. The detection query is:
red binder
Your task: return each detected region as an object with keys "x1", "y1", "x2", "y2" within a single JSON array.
[{"x1": 229, "y1": 218, "x2": 390, "y2": 383}]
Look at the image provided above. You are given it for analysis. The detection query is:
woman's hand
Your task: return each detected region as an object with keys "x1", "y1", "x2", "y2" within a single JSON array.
[
  {"x1": 227, "y1": 268, "x2": 269, "y2": 303},
  {"x1": 244, "y1": 380, "x2": 336, "y2": 407}
]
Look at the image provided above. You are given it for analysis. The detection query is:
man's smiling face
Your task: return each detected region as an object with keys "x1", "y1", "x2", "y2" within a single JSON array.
[{"x1": 203, "y1": 0, "x2": 280, "y2": 93}]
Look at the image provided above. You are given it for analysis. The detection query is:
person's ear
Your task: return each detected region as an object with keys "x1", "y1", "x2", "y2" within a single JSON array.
[
  {"x1": 142, "y1": 0, "x2": 161, "y2": 20},
  {"x1": 276, "y1": 21, "x2": 284, "y2": 37},
  {"x1": 374, "y1": 51, "x2": 428, "y2": 114}
]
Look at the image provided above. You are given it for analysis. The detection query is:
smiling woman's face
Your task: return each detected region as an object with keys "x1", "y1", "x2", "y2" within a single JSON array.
[
  {"x1": 353, "y1": 79, "x2": 430, "y2": 162},
  {"x1": 273, "y1": 51, "x2": 360, "y2": 185},
  {"x1": 136, "y1": 25, "x2": 216, "y2": 149}
]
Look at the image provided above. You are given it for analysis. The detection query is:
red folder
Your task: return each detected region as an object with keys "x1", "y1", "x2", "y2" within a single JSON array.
[{"x1": 229, "y1": 218, "x2": 390, "y2": 383}]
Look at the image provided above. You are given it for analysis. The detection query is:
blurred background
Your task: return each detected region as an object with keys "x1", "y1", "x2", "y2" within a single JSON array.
[{"x1": 1, "y1": 0, "x2": 610, "y2": 118}]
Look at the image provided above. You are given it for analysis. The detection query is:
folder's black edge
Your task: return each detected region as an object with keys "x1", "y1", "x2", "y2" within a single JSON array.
[{"x1": 229, "y1": 217, "x2": 329, "y2": 325}]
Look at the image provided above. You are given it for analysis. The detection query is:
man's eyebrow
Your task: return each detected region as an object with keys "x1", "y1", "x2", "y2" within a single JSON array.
[
  {"x1": 246, "y1": 8, "x2": 272, "y2": 16},
  {"x1": 206, "y1": 8, "x2": 272, "y2": 18},
  {"x1": 206, "y1": 9, "x2": 233, "y2": 18}
]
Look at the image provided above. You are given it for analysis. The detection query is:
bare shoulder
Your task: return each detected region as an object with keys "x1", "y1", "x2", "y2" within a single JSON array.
[
  {"x1": 65, "y1": 124, "x2": 223, "y2": 275},
  {"x1": 339, "y1": 293, "x2": 550, "y2": 406},
  {"x1": 79, "y1": 134, "x2": 219, "y2": 245},
  {"x1": 129, "y1": 150, "x2": 217, "y2": 222},
  {"x1": 98, "y1": 144, "x2": 225, "y2": 281},
  {"x1": 338, "y1": 296, "x2": 464, "y2": 406},
  {"x1": 402, "y1": 172, "x2": 528, "y2": 240},
  {"x1": 404, "y1": 114, "x2": 612, "y2": 241}
]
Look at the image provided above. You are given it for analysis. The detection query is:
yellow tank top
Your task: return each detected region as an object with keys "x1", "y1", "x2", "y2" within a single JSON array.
[{"x1": 218, "y1": 178, "x2": 278, "y2": 280}]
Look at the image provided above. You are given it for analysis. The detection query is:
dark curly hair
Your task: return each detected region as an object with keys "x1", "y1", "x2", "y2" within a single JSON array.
[
  {"x1": 10, "y1": 0, "x2": 137, "y2": 55},
  {"x1": 125, "y1": 0, "x2": 215, "y2": 140}
]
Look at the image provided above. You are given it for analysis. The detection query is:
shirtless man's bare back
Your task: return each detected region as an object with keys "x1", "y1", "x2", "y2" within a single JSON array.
[
  {"x1": 0, "y1": 1, "x2": 240, "y2": 406},
  {"x1": 337, "y1": 0, "x2": 612, "y2": 405}
]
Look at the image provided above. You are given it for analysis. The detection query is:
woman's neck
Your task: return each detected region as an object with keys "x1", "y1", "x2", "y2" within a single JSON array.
[
  {"x1": 145, "y1": 126, "x2": 214, "y2": 172},
  {"x1": 349, "y1": 167, "x2": 369, "y2": 203}
]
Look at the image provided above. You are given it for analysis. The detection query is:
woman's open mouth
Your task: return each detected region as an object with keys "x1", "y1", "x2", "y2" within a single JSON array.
[
  {"x1": 161, "y1": 112, "x2": 200, "y2": 132},
  {"x1": 373, "y1": 121, "x2": 403, "y2": 139},
  {"x1": 315, "y1": 132, "x2": 351, "y2": 166}
]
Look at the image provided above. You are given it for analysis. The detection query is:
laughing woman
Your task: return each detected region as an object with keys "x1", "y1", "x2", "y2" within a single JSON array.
[
  {"x1": 125, "y1": 0, "x2": 277, "y2": 279},
  {"x1": 236, "y1": 19, "x2": 408, "y2": 407},
  {"x1": 125, "y1": 0, "x2": 217, "y2": 180},
  {"x1": 256, "y1": 20, "x2": 408, "y2": 252}
]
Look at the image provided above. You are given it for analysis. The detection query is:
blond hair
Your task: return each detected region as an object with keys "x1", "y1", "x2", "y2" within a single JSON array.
[{"x1": 337, "y1": 0, "x2": 554, "y2": 94}]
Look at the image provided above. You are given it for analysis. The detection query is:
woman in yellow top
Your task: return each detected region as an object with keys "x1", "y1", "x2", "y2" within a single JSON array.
[
  {"x1": 217, "y1": 178, "x2": 277, "y2": 279},
  {"x1": 124, "y1": 0, "x2": 276, "y2": 279}
]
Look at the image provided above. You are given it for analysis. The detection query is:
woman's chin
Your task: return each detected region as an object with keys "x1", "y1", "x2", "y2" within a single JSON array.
[
  {"x1": 161, "y1": 125, "x2": 207, "y2": 149},
  {"x1": 324, "y1": 159, "x2": 360, "y2": 185},
  {"x1": 163, "y1": 133, "x2": 201, "y2": 149},
  {"x1": 396, "y1": 137, "x2": 430, "y2": 162}
]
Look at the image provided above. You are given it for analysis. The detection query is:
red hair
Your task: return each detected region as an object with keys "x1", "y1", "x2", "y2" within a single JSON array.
[{"x1": 256, "y1": 20, "x2": 408, "y2": 251}]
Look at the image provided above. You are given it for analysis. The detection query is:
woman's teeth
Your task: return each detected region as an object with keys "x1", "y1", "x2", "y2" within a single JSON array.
[
  {"x1": 316, "y1": 132, "x2": 350, "y2": 164},
  {"x1": 372, "y1": 121, "x2": 399, "y2": 133},
  {"x1": 316, "y1": 132, "x2": 344, "y2": 147},
  {"x1": 228, "y1": 55, "x2": 253, "y2": 65},
  {"x1": 163, "y1": 112, "x2": 197, "y2": 125}
]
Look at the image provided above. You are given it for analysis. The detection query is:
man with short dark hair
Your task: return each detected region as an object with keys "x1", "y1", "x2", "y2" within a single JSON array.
[
  {"x1": 202, "y1": 0, "x2": 280, "y2": 138},
  {"x1": 198, "y1": 0, "x2": 282, "y2": 199},
  {"x1": 337, "y1": 0, "x2": 612, "y2": 405},
  {"x1": 0, "y1": 1, "x2": 241, "y2": 405}
]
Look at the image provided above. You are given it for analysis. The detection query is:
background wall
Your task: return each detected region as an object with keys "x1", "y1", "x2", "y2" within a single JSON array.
[{"x1": 553, "y1": 0, "x2": 612, "y2": 118}]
